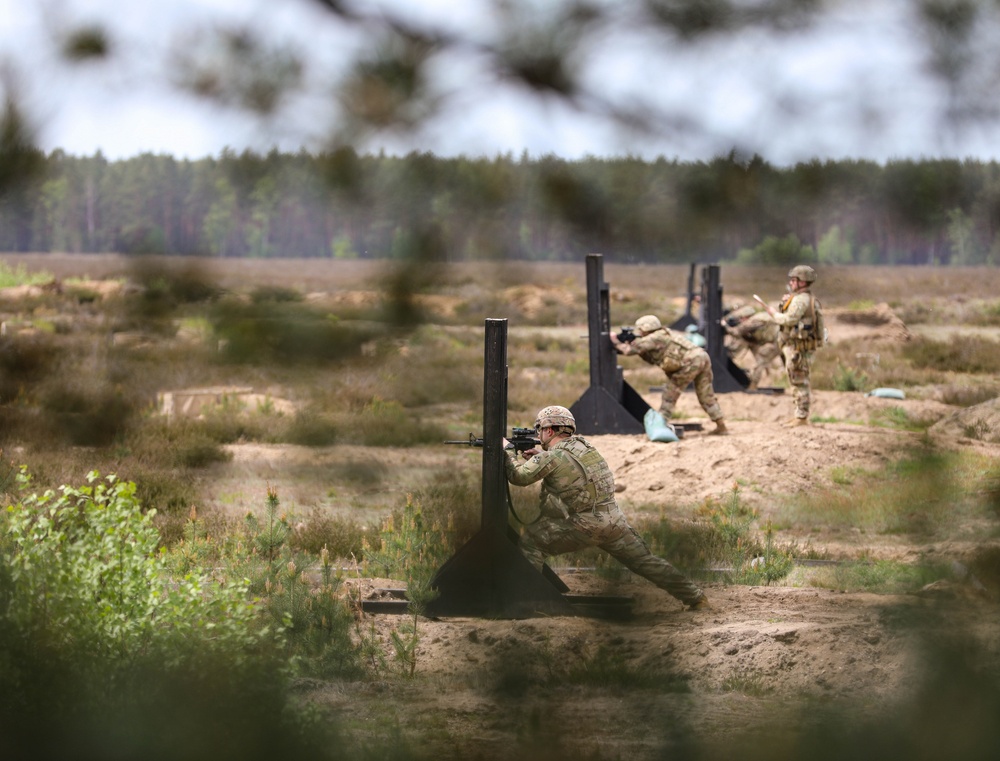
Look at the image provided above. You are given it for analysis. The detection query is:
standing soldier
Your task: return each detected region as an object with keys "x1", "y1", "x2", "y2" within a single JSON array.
[
  {"x1": 504, "y1": 405, "x2": 710, "y2": 611},
  {"x1": 610, "y1": 314, "x2": 727, "y2": 435},
  {"x1": 757, "y1": 264, "x2": 825, "y2": 426},
  {"x1": 723, "y1": 308, "x2": 781, "y2": 391}
]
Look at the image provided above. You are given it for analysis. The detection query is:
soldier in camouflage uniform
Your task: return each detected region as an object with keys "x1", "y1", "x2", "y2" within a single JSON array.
[
  {"x1": 759, "y1": 264, "x2": 824, "y2": 426},
  {"x1": 504, "y1": 406, "x2": 709, "y2": 610},
  {"x1": 610, "y1": 314, "x2": 727, "y2": 435},
  {"x1": 723, "y1": 307, "x2": 781, "y2": 391}
]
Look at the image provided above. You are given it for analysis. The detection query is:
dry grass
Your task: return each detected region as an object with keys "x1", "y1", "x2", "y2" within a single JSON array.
[{"x1": 2, "y1": 254, "x2": 1000, "y2": 553}]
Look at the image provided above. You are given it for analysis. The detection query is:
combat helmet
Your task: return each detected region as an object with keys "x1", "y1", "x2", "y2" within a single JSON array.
[
  {"x1": 633, "y1": 314, "x2": 662, "y2": 334},
  {"x1": 534, "y1": 405, "x2": 576, "y2": 433},
  {"x1": 788, "y1": 265, "x2": 817, "y2": 284}
]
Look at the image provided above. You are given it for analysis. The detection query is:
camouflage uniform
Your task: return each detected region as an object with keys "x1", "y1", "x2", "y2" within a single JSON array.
[
  {"x1": 724, "y1": 312, "x2": 781, "y2": 388},
  {"x1": 504, "y1": 435, "x2": 705, "y2": 607},
  {"x1": 771, "y1": 290, "x2": 818, "y2": 420},
  {"x1": 618, "y1": 327, "x2": 723, "y2": 422}
]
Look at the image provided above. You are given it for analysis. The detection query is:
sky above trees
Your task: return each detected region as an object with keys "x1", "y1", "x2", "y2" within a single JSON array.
[{"x1": 3, "y1": 0, "x2": 1000, "y2": 165}]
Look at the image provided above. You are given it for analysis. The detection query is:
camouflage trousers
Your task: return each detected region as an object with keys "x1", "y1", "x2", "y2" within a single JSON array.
[
  {"x1": 781, "y1": 344, "x2": 814, "y2": 419},
  {"x1": 519, "y1": 507, "x2": 704, "y2": 607},
  {"x1": 748, "y1": 342, "x2": 782, "y2": 387},
  {"x1": 659, "y1": 350, "x2": 723, "y2": 422}
]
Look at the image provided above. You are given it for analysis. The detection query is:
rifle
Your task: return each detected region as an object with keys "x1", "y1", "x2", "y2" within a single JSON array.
[
  {"x1": 616, "y1": 326, "x2": 637, "y2": 343},
  {"x1": 444, "y1": 426, "x2": 541, "y2": 453}
]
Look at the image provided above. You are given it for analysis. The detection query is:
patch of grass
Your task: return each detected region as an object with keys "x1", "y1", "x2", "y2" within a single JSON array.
[
  {"x1": 845, "y1": 299, "x2": 877, "y2": 311},
  {"x1": 869, "y1": 405, "x2": 929, "y2": 432},
  {"x1": 200, "y1": 404, "x2": 273, "y2": 444},
  {"x1": 776, "y1": 449, "x2": 993, "y2": 539},
  {"x1": 342, "y1": 397, "x2": 451, "y2": 447},
  {"x1": 722, "y1": 671, "x2": 775, "y2": 697},
  {"x1": 831, "y1": 361, "x2": 869, "y2": 392},
  {"x1": 903, "y1": 335, "x2": 1000, "y2": 375},
  {"x1": 39, "y1": 382, "x2": 137, "y2": 447},
  {"x1": 250, "y1": 285, "x2": 304, "y2": 303},
  {"x1": 563, "y1": 644, "x2": 689, "y2": 691},
  {"x1": 0, "y1": 260, "x2": 54, "y2": 287},
  {"x1": 829, "y1": 466, "x2": 860, "y2": 485},
  {"x1": 968, "y1": 299, "x2": 1000, "y2": 326},
  {"x1": 210, "y1": 297, "x2": 376, "y2": 365},
  {"x1": 288, "y1": 506, "x2": 371, "y2": 559},
  {"x1": 172, "y1": 433, "x2": 233, "y2": 468},
  {"x1": 934, "y1": 383, "x2": 1000, "y2": 408},
  {"x1": 283, "y1": 410, "x2": 339, "y2": 446},
  {"x1": 808, "y1": 559, "x2": 951, "y2": 594},
  {"x1": 0, "y1": 333, "x2": 59, "y2": 405},
  {"x1": 637, "y1": 488, "x2": 795, "y2": 586}
]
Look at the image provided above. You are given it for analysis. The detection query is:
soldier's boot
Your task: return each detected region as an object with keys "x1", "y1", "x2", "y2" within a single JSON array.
[
  {"x1": 782, "y1": 417, "x2": 809, "y2": 427},
  {"x1": 708, "y1": 419, "x2": 728, "y2": 436},
  {"x1": 687, "y1": 594, "x2": 711, "y2": 611}
]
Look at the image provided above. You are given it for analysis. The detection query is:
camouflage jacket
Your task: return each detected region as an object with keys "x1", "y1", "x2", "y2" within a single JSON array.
[
  {"x1": 725, "y1": 312, "x2": 779, "y2": 346},
  {"x1": 772, "y1": 289, "x2": 823, "y2": 349},
  {"x1": 504, "y1": 435, "x2": 617, "y2": 517},
  {"x1": 618, "y1": 327, "x2": 701, "y2": 372}
]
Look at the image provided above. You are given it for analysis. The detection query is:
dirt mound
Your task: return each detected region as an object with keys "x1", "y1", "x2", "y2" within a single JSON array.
[
  {"x1": 501, "y1": 284, "x2": 576, "y2": 318},
  {"x1": 928, "y1": 396, "x2": 1000, "y2": 443},
  {"x1": 828, "y1": 302, "x2": 911, "y2": 343}
]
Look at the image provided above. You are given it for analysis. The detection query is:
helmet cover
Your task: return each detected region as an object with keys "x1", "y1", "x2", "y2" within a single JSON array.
[
  {"x1": 633, "y1": 314, "x2": 662, "y2": 333},
  {"x1": 534, "y1": 405, "x2": 576, "y2": 432}
]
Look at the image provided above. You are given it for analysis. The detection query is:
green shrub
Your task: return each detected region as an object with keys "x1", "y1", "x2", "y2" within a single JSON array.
[
  {"x1": 0, "y1": 333, "x2": 59, "y2": 405},
  {"x1": 0, "y1": 471, "x2": 358, "y2": 760},
  {"x1": 0, "y1": 261, "x2": 53, "y2": 288},
  {"x1": 172, "y1": 486, "x2": 362, "y2": 679},
  {"x1": 284, "y1": 410, "x2": 339, "y2": 446},
  {"x1": 832, "y1": 361, "x2": 869, "y2": 392},
  {"x1": 173, "y1": 434, "x2": 233, "y2": 468},
  {"x1": 0, "y1": 469, "x2": 271, "y2": 663},
  {"x1": 210, "y1": 298, "x2": 374, "y2": 365},
  {"x1": 40, "y1": 383, "x2": 136, "y2": 447},
  {"x1": 349, "y1": 397, "x2": 451, "y2": 447},
  {"x1": 250, "y1": 285, "x2": 304, "y2": 303}
]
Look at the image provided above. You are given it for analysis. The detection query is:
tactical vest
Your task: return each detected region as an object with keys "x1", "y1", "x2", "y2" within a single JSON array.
[
  {"x1": 780, "y1": 292, "x2": 826, "y2": 351},
  {"x1": 638, "y1": 328, "x2": 691, "y2": 371},
  {"x1": 543, "y1": 436, "x2": 616, "y2": 513}
]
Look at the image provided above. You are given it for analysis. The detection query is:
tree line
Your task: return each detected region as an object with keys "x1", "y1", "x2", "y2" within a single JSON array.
[{"x1": 2, "y1": 148, "x2": 1000, "y2": 266}]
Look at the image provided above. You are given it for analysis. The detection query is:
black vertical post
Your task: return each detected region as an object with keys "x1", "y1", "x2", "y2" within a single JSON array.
[
  {"x1": 587, "y1": 254, "x2": 617, "y2": 392},
  {"x1": 481, "y1": 319, "x2": 508, "y2": 534},
  {"x1": 701, "y1": 264, "x2": 749, "y2": 392},
  {"x1": 670, "y1": 263, "x2": 699, "y2": 331},
  {"x1": 570, "y1": 254, "x2": 651, "y2": 435},
  {"x1": 425, "y1": 319, "x2": 572, "y2": 619}
]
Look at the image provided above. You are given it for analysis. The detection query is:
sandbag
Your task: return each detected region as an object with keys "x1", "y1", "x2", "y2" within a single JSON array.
[
  {"x1": 865, "y1": 387, "x2": 905, "y2": 400},
  {"x1": 644, "y1": 409, "x2": 679, "y2": 442}
]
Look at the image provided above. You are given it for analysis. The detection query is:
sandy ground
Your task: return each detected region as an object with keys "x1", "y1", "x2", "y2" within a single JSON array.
[
  {"x1": 5, "y1": 258, "x2": 998, "y2": 756},
  {"x1": 235, "y1": 385, "x2": 1000, "y2": 759}
]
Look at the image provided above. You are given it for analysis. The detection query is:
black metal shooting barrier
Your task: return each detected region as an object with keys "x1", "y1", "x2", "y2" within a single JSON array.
[
  {"x1": 361, "y1": 318, "x2": 633, "y2": 620},
  {"x1": 669, "y1": 262, "x2": 699, "y2": 332},
  {"x1": 700, "y1": 264, "x2": 751, "y2": 393},
  {"x1": 569, "y1": 254, "x2": 652, "y2": 435},
  {"x1": 669, "y1": 263, "x2": 784, "y2": 395}
]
